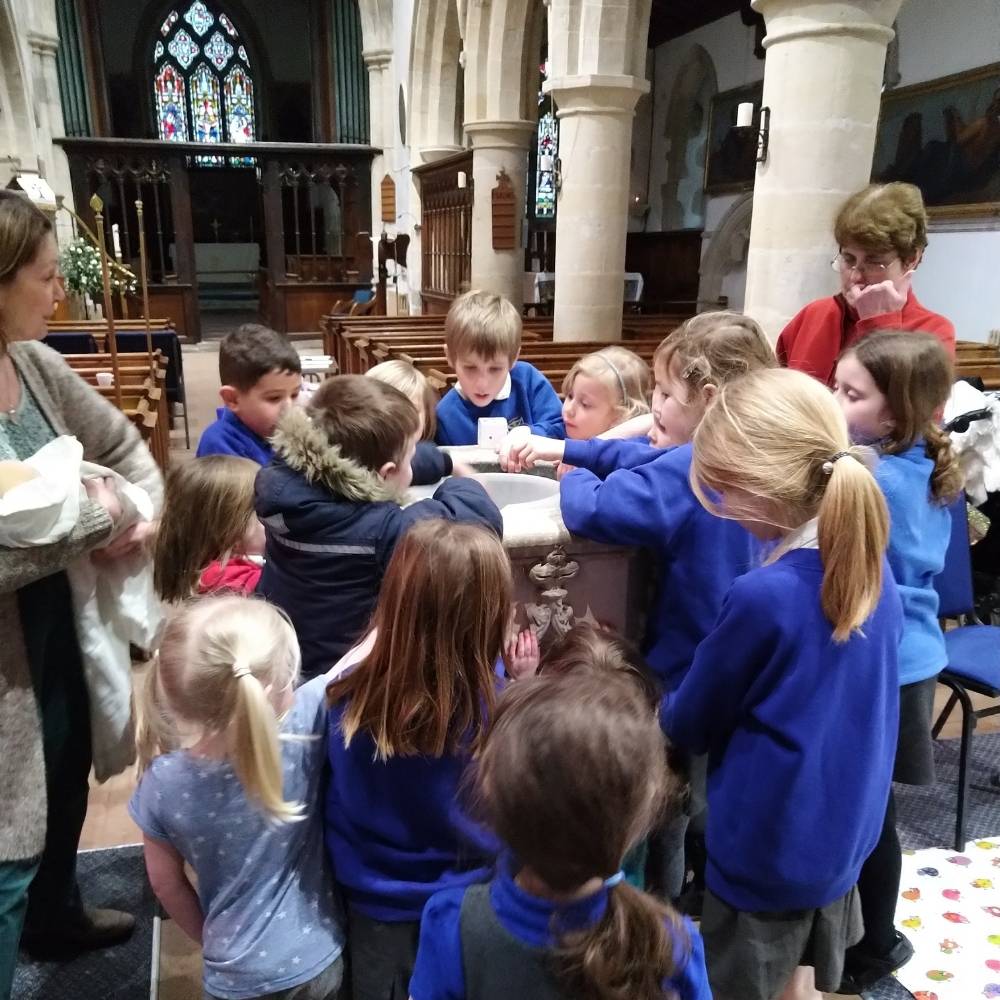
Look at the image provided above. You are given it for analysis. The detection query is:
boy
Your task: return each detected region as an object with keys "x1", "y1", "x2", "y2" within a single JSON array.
[
  {"x1": 255, "y1": 375, "x2": 502, "y2": 678},
  {"x1": 196, "y1": 323, "x2": 302, "y2": 464},
  {"x1": 434, "y1": 290, "x2": 564, "y2": 446}
]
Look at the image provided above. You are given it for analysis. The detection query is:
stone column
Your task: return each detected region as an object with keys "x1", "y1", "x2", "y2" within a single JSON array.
[
  {"x1": 363, "y1": 47, "x2": 393, "y2": 279},
  {"x1": 466, "y1": 119, "x2": 534, "y2": 307},
  {"x1": 743, "y1": 0, "x2": 906, "y2": 339},
  {"x1": 544, "y1": 74, "x2": 648, "y2": 342}
]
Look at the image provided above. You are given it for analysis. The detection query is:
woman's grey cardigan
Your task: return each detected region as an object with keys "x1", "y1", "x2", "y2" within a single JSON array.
[{"x1": 0, "y1": 340, "x2": 163, "y2": 862}]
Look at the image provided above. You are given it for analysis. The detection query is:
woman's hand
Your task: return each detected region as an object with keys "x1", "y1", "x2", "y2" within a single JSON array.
[
  {"x1": 505, "y1": 628, "x2": 540, "y2": 679},
  {"x1": 92, "y1": 519, "x2": 158, "y2": 562},
  {"x1": 845, "y1": 276, "x2": 910, "y2": 320},
  {"x1": 501, "y1": 435, "x2": 566, "y2": 473},
  {"x1": 84, "y1": 476, "x2": 123, "y2": 523}
]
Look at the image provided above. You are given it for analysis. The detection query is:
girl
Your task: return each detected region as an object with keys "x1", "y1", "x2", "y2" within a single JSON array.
[
  {"x1": 538, "y1": 622, "x2": 664, "y2": 890},
  {"x1": 324, "y1": 518, "x2": 510, "y2": 1000},
  {"x1": 129, "y1": 595, "x2": 345, "y2": 1000},
  {"x1": 409, "y1": 670, "x2": 711, "y2": 1000},
  {"x1": 366, "y1": 359, "x2": 473, "y2": 484},
  {"x1": 153, "y1": 455, "x2": 264, "y2": 601},
  {"x1": 833, "y1": 330, "x2": 963, "y2": 992},
  {"x1": 561, "y1": 345, "x2": 650, "y2": 441},
  {"x1": 663, "y1": 367, "x2": 902, "y2": 1000}
]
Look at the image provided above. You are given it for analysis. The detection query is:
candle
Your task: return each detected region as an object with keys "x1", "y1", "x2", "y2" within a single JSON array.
[
  {"x1": 456, "y1": 171, "x2": 467, "y2": 189},
  {"x1": 111, "y1": 224, "x2": 122, "y2": 257},
  {"x1": 736, "y1": 102, "x2": 754, "y2": 129}
]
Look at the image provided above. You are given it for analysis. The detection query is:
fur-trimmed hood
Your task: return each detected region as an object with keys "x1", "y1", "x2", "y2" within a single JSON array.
[{"x1": 269, "y1": 406, "x2": 400, "y2": 503}]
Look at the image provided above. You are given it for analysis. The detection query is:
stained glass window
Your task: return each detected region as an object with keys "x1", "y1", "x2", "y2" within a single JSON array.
[
  {"x1": 534, "y1": 112, "x2": 558, "y2": 219},
  {"x1": 151, "y1": 1, "x2": 257, "y2": 166},
  {"x1": 168, "y1": 28, "x2": 199, "y2": 69},
  {"x1": 154, "y1": 63, "x2": 188, "y2": 143},
  {"x1": 204, "y1": 30, "x2": 233, "y2": 70},
  {"x1": 183, "y1": 0, "x2": 214, "y2": 36}
]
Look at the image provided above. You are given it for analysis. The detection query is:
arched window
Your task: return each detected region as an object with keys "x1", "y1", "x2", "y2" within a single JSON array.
[
  {"x1": 532, "y1": 59, "x2": 558, "y2": 221},
  {"x1": 152, "y1": 1, "x2": 257, "y2": 156}
]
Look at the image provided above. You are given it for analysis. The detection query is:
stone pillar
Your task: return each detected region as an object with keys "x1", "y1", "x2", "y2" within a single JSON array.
[
  {"x1": 743, "y1": 0, "x2": 906, "y2": 339},
  {"x1": 544, "y1": 75, "x2": 648, "y2": 342},
  {"x1": 363, "y1": 47, "x2": 393, "y2": 279},
  {"x1": 466, "y1": 119, "x2": 534, "y2": 307}
]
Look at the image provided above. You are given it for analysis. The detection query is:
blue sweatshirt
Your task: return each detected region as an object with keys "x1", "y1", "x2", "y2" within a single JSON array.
[
  {"x1": 196, "y1": 407, "x2": 273, "y2": 465},
  {"x1": 435, "y1": 361, "x2": 565, "y2": 446},
  {"x1": 324, "y1": 700, "x2": 499, "y2": 922},
  {"x1": 876, "y1": 443, "x2": 950, "y2": 686},
  {"x1": 662, "y1": 547, "x2": 902, "y2": 912},
  {"x1": 410, "y1": 859, "x2": 711, "y2": 1000},
  {"x1": 560, "y1": 440, "x2": 758, "y2": 691}
]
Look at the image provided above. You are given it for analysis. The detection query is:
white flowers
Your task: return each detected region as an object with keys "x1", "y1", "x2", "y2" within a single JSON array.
[{"x1": 59, "y1": 237, "x2": 138, "y2": 298}]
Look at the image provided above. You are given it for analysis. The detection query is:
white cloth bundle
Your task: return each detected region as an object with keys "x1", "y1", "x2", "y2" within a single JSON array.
[{"x1": 944, "y1": 381, "x2": 1000, "y2": 505}]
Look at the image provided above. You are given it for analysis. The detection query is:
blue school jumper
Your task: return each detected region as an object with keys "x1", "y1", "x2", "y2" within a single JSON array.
[
  {"x1": 560, "y1": 439, "x2": 758, "y2": 691},
  {"x1": 409, "y1": 860, "x2": 711, "y2": 1000},
  {"x1": 876, "y1": 443, "x2": 950, "y2": 685},
  {"x1": 196, "y1": 407, "x2": 273, "y2": 465},
  {"x1": 661, "y1": 547, "x2": 902, "y2": 911},
  {"x1": 435, "y1": 361, "x2": 565, "y2": 445}
]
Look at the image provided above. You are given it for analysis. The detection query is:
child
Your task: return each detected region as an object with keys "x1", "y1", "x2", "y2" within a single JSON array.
[
  {"x1": 538, "y1": 622, "x2": 663, "y2": 889},
  {"x1": 409, "y1": 671, "x2": 711, "y2": 1000},
  {"x1": 833, "y1": 330, "x2": 963, "y2": 993},
  {"x1": 255, "y1": 375, "x2": 502, "y2": 678},
  {"x1": 663, "y1": 367, "x2": 902, "y2": 1000},
  {"x1": 434, "y1": 290, "x2": 564, "y2": 445},
  {"x1": 196, "y1": 324, "x2": 302, "y2": 464},
  {"x1": 561, "y1": 345, "x2": 650, "y2": 441},
  {"x1": 367, "y1": 359, "x2": 469, "y2": 485},
  {"x1": 129, "y1": 595, "x2": 345, "y2": 1000},
  {"x1": 324, "y1": 519, "x2": 509, "y2": 1000},
  {"x1": 153, "y1": 455, "x2": 264, "y2": 601}
]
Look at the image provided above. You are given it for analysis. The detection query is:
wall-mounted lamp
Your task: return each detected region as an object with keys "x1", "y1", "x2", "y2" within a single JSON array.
[
  {"x1": 756, "y1": 106, "x2": 771, "y2": 164},
  {"x1": 553, "y1": 157, "x2": 562, "y2": 192}
]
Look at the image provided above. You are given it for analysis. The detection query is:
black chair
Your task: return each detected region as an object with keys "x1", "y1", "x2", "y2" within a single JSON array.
[
  {"x1": 931, "y1": 495, "x2": 1000, "y2": 850},
  {"x1": 44, "y1": 332, "x2": 99, "y2": 354}
]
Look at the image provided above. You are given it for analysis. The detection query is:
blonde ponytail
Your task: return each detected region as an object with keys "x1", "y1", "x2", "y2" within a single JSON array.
[
  {"x1": 818, "y1": 450, "x2": 889, "y2": 641},
  {"x1": 142, "y1": 595, "x2": 304, "y2": 823},
  {"x1": 691, "y1": 368, "x2": 890, "y2": 642}
]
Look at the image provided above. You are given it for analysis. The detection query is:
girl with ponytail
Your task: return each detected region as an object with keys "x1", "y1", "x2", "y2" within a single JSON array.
[
  {"x1": 833, "y1": 330, "x2": 962, "y2": 992},
  {"x1": 663, "y1": 368, "x2": 902, "y2": 1000},
  {"x1": 409, "y1": 670, "x2": 710, "y2": 1000},
  {"x1": 130, "y1": 595, "x2": 345, "y2": 1000}
]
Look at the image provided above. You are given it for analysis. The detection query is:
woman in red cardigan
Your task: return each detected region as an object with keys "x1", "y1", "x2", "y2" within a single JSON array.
[{"x1": 777, "y1": 182, "x2": 955, "y2": 385}]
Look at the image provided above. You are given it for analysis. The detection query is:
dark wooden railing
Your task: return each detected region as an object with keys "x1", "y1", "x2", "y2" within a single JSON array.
[{"x1": 55, "y1": 138, "x2": 379, "y2": 339}]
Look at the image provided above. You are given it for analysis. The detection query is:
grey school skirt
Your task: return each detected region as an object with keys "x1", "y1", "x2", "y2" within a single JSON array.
[
  {"x1": 700, "y1": 886, "x2": 863, "y2": 1000},
  {"x1": 893, "y1": 675, "x2": 939, "y2": 786}
]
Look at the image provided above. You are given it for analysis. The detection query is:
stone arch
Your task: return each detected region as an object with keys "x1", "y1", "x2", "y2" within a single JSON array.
[
  {"x1": 0, "y1": 0, "x2": 36, "y2": 178},
  {"x1": 409, "y1": 0, "x2": 463, "y2": 158},
  {"x1": 698, "y1": 190, "x2": 753, "y2": 312},
  {"x1": 356, "y1": 0, "x2": 392, "y2": 53},
  {"x1": 660, "y1": 44, "x2": 717, "y2": 231}
]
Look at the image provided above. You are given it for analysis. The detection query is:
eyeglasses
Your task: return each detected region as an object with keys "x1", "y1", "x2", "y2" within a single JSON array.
[{"x1": 831, "y1": 253, "x2": 897, "y2": 280}]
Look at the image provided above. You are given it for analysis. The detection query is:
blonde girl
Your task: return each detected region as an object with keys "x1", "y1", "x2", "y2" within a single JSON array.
[
  {"x1": 129, "y1": 595, "x2": 345, "y2": 1000},
  {"x1": 833, "y1": 330, "x2": 963, "y2": 992},
  {"x1": 153, "y1": 455, "x2": 264, "y2": 601},
  {"x1": 410, "y1": 671, "x2": 711, "y2": 1000},
  {"x1": 663, "y1": 368, "x2": 901, "y2": 1000},
  {"x1": 323, "y1": 518, "x2": 511, "y2": 1000},
  {"x1": 561, "y1": 346, "x2": 650, "y2": 440}
]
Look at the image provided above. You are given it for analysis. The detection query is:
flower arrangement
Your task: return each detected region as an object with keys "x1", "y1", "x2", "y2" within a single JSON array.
[{"x1": 60, "y1": 238, "x2": 137, "y2": 298}]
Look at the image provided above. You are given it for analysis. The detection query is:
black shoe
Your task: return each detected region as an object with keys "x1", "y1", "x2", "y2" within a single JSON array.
[
  {"x1": 21, "y1": 907, "x2": 135, "y2": 961},
  {"x1": 835, "y1": 931, "x2": 915, "y2": 994}
]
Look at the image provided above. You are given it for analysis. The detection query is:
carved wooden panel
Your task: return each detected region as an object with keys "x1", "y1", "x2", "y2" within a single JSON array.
[{"x1": 491, "y1": 167, "x2": 516, "y2": 251}]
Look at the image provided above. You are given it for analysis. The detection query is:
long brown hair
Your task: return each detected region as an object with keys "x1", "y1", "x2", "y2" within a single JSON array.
[
  {"x1": 847, "y1": 331, "x2": 963, "y2": 503},
  {"x1": 692, "y1": 368, "x2": 889, "y2": 642},
  {"x1": 136, "y1": 595, "x2": 303, "y2": 822},
  {"x1": 476, "y1": 672, "x2": 684, "y2": 1000},
  {"x1": 0, "y1": 191, "x2": 54, "y2": 349},
  {"x1": 153, "y1": 455, "x2": 260, "y2": 602},
  {"x1": 326, "y1": 519, "x2": 512, "y2": 758}
]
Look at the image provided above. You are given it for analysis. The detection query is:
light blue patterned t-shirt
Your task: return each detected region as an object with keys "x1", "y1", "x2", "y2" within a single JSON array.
[{"x1": 129, "y1": 675, "x2": 344, "y2": 1000}]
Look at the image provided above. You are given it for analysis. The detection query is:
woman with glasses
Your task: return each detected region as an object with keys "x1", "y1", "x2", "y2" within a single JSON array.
[{"x1": 776, "y1": 182, "x2": 955, "y2": 385}]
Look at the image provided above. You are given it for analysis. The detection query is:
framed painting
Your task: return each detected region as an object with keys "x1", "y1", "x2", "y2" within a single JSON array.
[
  {"x1": 704, "y1": 82, "x2": 764, "y2": 195},
  {"x1": 873, "y1": 62, "x2": 1000, "y2": 218}
]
